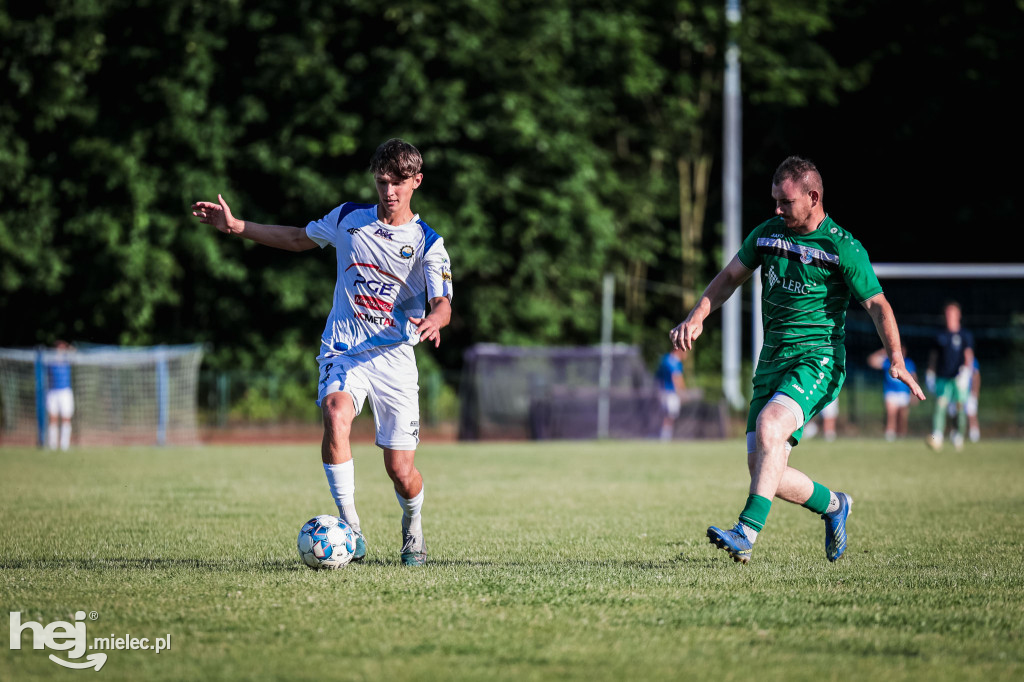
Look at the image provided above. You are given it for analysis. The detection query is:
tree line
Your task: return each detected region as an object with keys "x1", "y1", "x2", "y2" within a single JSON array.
[{"x1": 2, "y1": 0, "x2": 1018, "y2": 385}]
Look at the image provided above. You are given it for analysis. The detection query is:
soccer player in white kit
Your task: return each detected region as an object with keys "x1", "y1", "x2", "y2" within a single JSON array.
[{"x1": 191, "y1": 139, "x2": 453, "y2": 566}]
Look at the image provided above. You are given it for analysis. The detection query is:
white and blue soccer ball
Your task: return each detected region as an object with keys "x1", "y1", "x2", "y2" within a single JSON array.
[{"x1": 297, "y1": 515, "x2": 356, "y2": 570}]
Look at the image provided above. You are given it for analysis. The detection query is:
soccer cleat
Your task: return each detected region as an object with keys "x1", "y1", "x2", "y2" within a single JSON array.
[
  {"x1": 351, "y1": 532, "x2": 367, "y2": 562},
  {"x1": 400, "y1": 530, "x2": 428, "y2": 566},
  {"x1": 951, "y1": 432, "x2": 965, "y2": 452},
  {"x1": 706, "y1": 523, "x2": 754, "y2": 564},
  {"x1": 822, "y1": 492, "x2": 853, "y2": 562}
]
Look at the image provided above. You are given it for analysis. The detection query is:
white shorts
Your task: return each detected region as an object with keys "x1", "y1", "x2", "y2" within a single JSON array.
[
  {"x1": 316, "y1": 344, "x2": 420, "y2": 450},
  {"x1": 46, "y1": 388, "x2": 74, "y2": 419},
  {"x1": 659, "y1": 390, "x2": 681, "y2": 419},
  {"x1": 884, "y1": 392, "x2": 911, "y2": 408},
  {"x1": 820, "y1": 399, "x2": 838, "y2": 419}
]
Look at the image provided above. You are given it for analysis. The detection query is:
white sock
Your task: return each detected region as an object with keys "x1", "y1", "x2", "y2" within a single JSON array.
[
  {"x1": 739, "y1": 522, "x2": 758, "y2": 543},
  {"x1": 48, "y1": 424, "x2": 59, "y2": 450},
  {"x1": 323, "y1": 461, "x2": 361, "y2": 534},
  {"x1": 396, "y1": 487, "x2": 424, "y2": 536},
  {"x1": 60, "y1": 423, "x2": 71, "y2": 451},
  {"x1": 825, "y1": 492, "x2": 840, "y2": 514}
]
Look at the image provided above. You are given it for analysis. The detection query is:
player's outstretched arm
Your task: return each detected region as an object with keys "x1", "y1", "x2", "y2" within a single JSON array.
[
  {"x1": 862, "y1": 293, "x2": 925, "y2": 400},
  {"x1": 670, "y1": 256, "x2": 753, "y2": 351},
  {"x1": 191, "y1": 194, "x2": 316, "y2": 252},
  {"x1": 410, "y1": 296, "x2": 451, "y2": 348}
]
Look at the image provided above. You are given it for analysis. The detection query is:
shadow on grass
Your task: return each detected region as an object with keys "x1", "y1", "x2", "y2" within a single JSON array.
[
  {"x1": 420, "y1": 556, "x2": 705, "y2": 570},
  {"x1": 1, "y1": 554, "x2": 719, "y2": 572},
  {"x1": 0, "y1": 557, "x2": 303, "y2": 572}
]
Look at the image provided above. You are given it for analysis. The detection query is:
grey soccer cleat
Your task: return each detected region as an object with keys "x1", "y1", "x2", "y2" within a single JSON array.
[{"x1": 400, "y1": 530, "x2": 428, "y2": 567}]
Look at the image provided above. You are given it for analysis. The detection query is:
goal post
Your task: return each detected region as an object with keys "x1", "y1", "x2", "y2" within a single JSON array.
[
  {"x1": 0, "y1": 344, "x2": 205, "y2": 447},
  {"x1": 837, "y1": 263, "x2": 1024, "y2": 437}
]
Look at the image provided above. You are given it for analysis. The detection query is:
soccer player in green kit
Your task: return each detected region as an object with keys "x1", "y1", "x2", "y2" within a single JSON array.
[{"x1": 670, "y1": 156, "x2": 925, "y2": 563}]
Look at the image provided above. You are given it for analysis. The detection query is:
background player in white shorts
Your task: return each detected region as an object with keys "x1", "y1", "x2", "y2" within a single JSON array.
[
  {"x1": 192, "y1": 139, "x2": 452, "y2": 566},
  {"x1": 46, "y1": 340, "x2": 75, "y2": 451},
  {"x1": 654, "y1": 348, "x2": 686, "y2": 440},
  {"x1": 869, "y1": 343, "x2": 919, "y2": 441},
  {"x1": 804, "y1": 398, "x2": 838, "y2": 442}
]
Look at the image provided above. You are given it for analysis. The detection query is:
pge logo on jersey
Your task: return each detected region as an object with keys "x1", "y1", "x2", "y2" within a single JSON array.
[{"x1": 9, "y1": 611, "x2": 172, "y2": 672}]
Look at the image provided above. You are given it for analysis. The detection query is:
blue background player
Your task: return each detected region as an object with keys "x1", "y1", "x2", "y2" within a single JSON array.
[
  {"x1": 654, "y1": 348, "x2": 686, "y2": 440},
  {"x1": 868, "y1": 343, "x2": 919, "y2": 441},
  {"x1": 46, "y1": 340, "x2": 75, "y2": 451}
]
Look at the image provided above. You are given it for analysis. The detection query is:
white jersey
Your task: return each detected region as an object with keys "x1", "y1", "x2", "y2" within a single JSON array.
[{"x1": 305, "y1": 202, "x2": 453, "y2": 357}]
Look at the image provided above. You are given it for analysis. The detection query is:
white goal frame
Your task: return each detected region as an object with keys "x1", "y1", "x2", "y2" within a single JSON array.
[{"x1": 0, "y1": 344, "x2": 204, "y2": 447}]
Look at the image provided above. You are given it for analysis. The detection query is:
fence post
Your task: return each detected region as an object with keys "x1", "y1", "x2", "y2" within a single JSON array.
[
  {"x1": 217, "y1": 372, "x2": 230, "y2": 427},
  {"x1": 34, "y1": 348, "x2": 46, "y2": 448}
]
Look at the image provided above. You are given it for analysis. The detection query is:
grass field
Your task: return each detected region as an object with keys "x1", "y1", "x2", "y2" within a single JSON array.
[{"x1": 2, "y1": 438, "x2": 1022, "y2": 681}]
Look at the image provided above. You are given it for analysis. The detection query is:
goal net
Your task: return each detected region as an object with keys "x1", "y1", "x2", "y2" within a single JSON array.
[
  {"x1": 0, "y1": 344, "x2": 204, "y2": 447},
  {"x1": 834, "y1": 265, "x2": 1024, "y2": 438},
  {"x1": 457, "y1": 343, "x2": 726, "y2": 441}
]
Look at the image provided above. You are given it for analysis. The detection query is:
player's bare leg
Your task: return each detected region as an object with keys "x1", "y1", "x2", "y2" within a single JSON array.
[
  {"x1": 750, "y1": 403, "x2": 801, "y2": 501},
  {"x1": 707, "y1": 404, "x2": 796, "y2": 562},
  {"x1": 896, "y1": 405, "x2": 909, "y2": 439},
  {"x1": 320, "y1": 392, "x2": 367, "y2": 560},
  {"x1": 709, "y1": 400, "x2": 852, "y2": 562},
  {"x1": 384, "y1": 448, "x2": 427, "y2": 566},
  {"x1": 883, "y1": 403, "x2": 896, "y2": 441},
  {"x1": 47, "y1": 415, "x2": 59, "y2": 451},
  {"x1": 321, "y1": 392, "x2": 355, "y2": 465}
]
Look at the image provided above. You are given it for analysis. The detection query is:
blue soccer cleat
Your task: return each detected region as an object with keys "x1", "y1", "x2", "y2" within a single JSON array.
[
  {"x1": 822, "y1": 492, "x2": 853, "y2": 562},
  {"x1": 351, "y1": 532, "x2": 367, "y2": 563},
  {"x1": 707, "y1": 523, "x2": 754, "y2": 564}
]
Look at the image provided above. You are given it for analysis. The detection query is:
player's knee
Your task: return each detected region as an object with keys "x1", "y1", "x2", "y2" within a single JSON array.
[
  {"x1": 321, "y1": 395, "x2": 354, "y2": 434},
  {"x1": 384, "y1": 459, "x2": 417, "y2": 486},
  {"x1": 755, "y1": 414, "x2": 790, "y2": 449}
]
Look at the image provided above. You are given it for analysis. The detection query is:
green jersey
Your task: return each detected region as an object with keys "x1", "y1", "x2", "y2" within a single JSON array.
[{"x1": 737, "y1": 215, "x2": 882, "y2": 370}]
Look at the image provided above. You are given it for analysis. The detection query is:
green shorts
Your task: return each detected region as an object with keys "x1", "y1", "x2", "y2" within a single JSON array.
[
  {"x1": 934, "y1": 376, "x2": 969, "y2": 407},
  {"x1": 746, "y1": 351, "x2": 847, "y2": 445}
]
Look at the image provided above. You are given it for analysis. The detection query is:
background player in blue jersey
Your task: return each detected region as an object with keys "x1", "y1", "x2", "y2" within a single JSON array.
[
  {"x1": 46, "y1": 340, "x2": 75, "y2": 451},
  {"x1": 192, "y1": 139, "x2": 452, "y2": 566},
  {"x1": 654, "y1": 348, "x2": 687, "y2": 440},
  {"x1": 868, "y1": 343, "x2": 919, "y2": 441},
  {"x1": 925, "y1": 301, "x2": 974, "y2": 452}
]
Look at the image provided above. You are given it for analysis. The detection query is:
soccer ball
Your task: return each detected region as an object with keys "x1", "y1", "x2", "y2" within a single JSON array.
[{"x1": 297, "y1": 515, "x2": 356, "y2": 570}]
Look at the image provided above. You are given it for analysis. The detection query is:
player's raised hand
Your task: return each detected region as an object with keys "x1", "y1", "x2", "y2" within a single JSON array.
[
  {"x1": 889, "y1": 362, "x2": 926, "y2": 401},
  {"x1": 191, "y1": 194, "x2": 242, "y2": 235},
  {"x1": 410, "y1": 315, "x2": 442, "y2": 348}
]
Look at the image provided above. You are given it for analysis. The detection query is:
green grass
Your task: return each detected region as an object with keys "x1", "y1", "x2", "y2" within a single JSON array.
[{"x1": 2, "y1": 439, "x2": 1022, "y2": 681}]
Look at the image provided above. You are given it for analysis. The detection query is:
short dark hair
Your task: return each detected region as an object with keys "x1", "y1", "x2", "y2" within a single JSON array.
[
  {"x1": 370, "y1": 138, "x2": 423, "y2": 179},
  {"x1": 773, "y1": 155, "x2": 823, "y2": 198},
  {"x1": 943, "y1": 300, "x2": 961, "y2": 311}
]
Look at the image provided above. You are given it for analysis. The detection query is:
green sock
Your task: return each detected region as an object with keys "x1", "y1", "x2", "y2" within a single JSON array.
[
  {"x1": 738, "y1": 494, "x2": 772, "y2": 532},
  {"x1": 802, "y1": 481, "x2": 831, "y2": 515}
]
